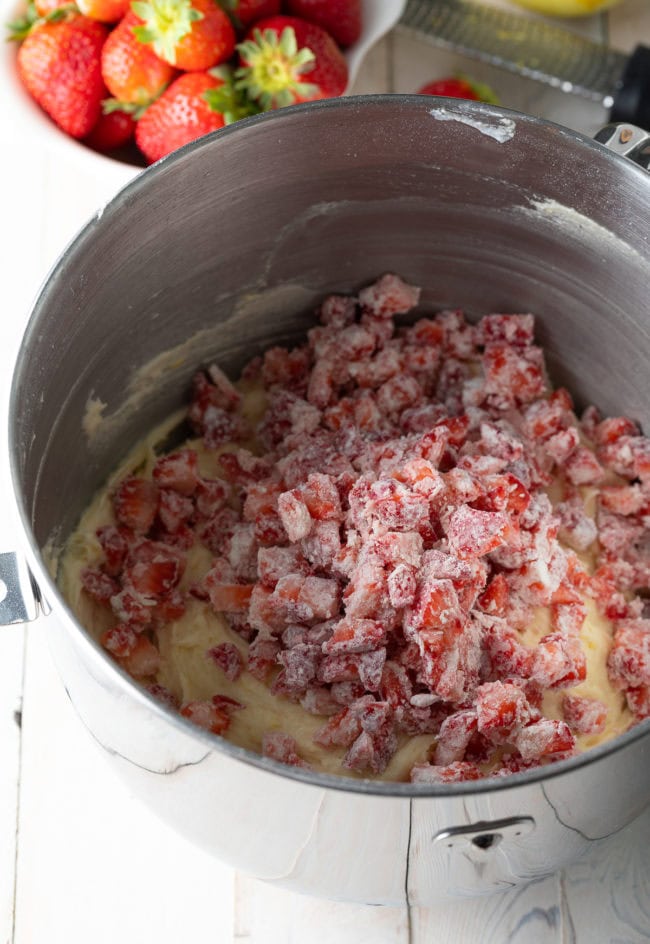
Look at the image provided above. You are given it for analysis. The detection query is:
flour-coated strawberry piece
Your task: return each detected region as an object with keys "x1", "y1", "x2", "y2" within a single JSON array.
[
  {"x1": 18, "y1": 15, "x2": 108, "y2": 138},
  {"x1": 300, "y1": 473, "x2": 342, "y2": 521},
  {"x1": 564, "y1": 446, "x2": 605, "y2": 486},
  {"x1": 300, "y1": 686, "x2": 340, "y2": 716},
  {"x1": 153, "y1": 449, "x2": 199, "y2": 495},
  {"x1": 379, "y1": 660, "x2": 413, "y2": 709},
  {"x1": 376, "y1": 374, "x2": 423, "y2": 419},
  {"x1": 599, "y1": 484, "x2": 645, "y2": 517},
  {"x1": 386, "y1": 563, "x2": 417, "y2": 608},
  {"x1": 158, "y1": 488, "x2": 194, "y2": 534},
  {"x1": 483, "y1": 343, "x2": 546, "y2": 405},
  {"x1": 122, "y1": 551, "x2": 184, "y2": 604},
  {"x1": 246, "y1": 635, "x2": 281, "y2": 680},
  {"x1": 262, "y1": 732, "x2": 311, "y2": 768},
  {"x1": 313, "y1": 694, "x2": 375, "y2": 747},
  {"x1": 342, "y1": 562, "x2": 386, "y2": 619},
  {"x1": 596, "y1": 509, "x2": 643, "y2": 556},
  {"x1": 197, "y1": 506, "x2": 240, "y2": 554},
  {"x1": 122, "y1": 635, "x2": 161, "y2": 677},
  {"x1": 562, "y1": 694, "x2": 607, "y2": 734},
  {"x1": 113, "y1": 476, "x2": 159, "y2": 533},
  {"x1": 446, "y1": 505, "x2": 514, "y2": 560},
  {"x1": 476, "y1": 313, "x2": 535, "y2": 348},
  {"x1": 101, "y1": 623, "x2": 139, "y2": 658},
  {"x1": 220, "y1": 450, "x2": 272, "y2": 485},
  {"x1": 277, "y1": 643, "x2": 321, "y2": 691},
  {"x1": 226, "y1": 523, "x2": 259, "y2": 580},
  {"x1": 475, "y1": 681, "x2": 532, "y2": 742},
  {"x1": 81, "y1": 567, "x2": 120, "y2": 604},
  {"x1": 476, "y1": 573, "x2": 510, "y2": 617},
  {"x1": 207, "y1": 583, "x2": 254, "y2": 613},
  {"x1": 147, "y1": 682, "x2": 180, "y2": 709},
  {"x1": 207, "y1": 642, "x2": 244, "y2": 680},
  {"x1": 110, "y1": 587, "x2": 153, "y2": 625},
  {"x1": 482, "y1": 620, "x2": 534, "y2": 679},
  {"x1": 515, "y1": 718, "x2": 575, "y2": 762},
  {"x1": 181, "y1": 699, "x2": 232, "y2": 734},
  {"x1": 96, "y1": 524, "x2": 130, "y2": 576},
  {"x1": 367, "y1": 479, "x2": 431, "y2": 534},
  {"x1": 301, "y1": 520, "x2": 341, "y2": 570},
  {"x1": 261, "y1": 345, "x2": 311, "y2": 392},
  {"x1": 625, "y1": 685, "x2": 650, "y2": 719},
  {"x1": 544, "y1": 426, "x2": 581, "y2": 466},
  {"x1": 322, "y1": 617, "x2": 386, "y2": 654},
  {"x1": 607, "y1": 619, "x2": 650, "y2": 690},
  {"x1": 410, "y1": 760, "x2": 482, "y2": 783},
  {"x1": 434, "y1": 708, "x2": 478, "y2": 765},
  {"x1": 531, "y1": 631, "x2": 586, "y2": 689},
  {"x1": 551, "y1": 602, "x2": 586, "y2": 636},
  {"x1": 593, "y1": 415, "x2": 639, "y2": 446},
  {"x1": 257, "y1": 545, "x2": 309, "y2": 588},
  {"x1": 556, "y1": 498, "x2": 598, "y2": 552},
  {"x1": 344, "y1": 701, "x2": 396, "y2": 774},
  {"x1": 358, "y1": 274, "x2": 421, "y2": 319},
  {"x1": 194, "y1": 477, "x2": 230, "y2": 518}
]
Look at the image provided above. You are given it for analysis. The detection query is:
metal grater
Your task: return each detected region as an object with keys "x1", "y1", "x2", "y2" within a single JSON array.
[{"x1": 398, "y1": 0, "x2": 629, "y2": 107}]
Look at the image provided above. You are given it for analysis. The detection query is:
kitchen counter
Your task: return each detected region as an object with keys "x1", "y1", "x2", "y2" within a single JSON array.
[{"x1": 1, "y1": 2, "x2": 650, "y2": 940}]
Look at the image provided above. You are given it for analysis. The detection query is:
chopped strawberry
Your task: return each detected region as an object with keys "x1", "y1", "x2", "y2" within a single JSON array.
[
  {"x1": 207, "y1": 642, "x2": 244, "y2": 680},
  {"x1": 153, "y1": 449, "x2": 199, "y2": 495},
  {"x1": 181, "y1": 699, "x2": 232, "y2": 735},
  {"x1": 113, "y1": 477, "x2": 159, "y2": 533}
]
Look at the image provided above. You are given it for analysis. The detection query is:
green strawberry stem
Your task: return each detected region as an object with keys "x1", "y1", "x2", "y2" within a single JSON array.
[
  {"x1": 205, "y1": 64, "x2": 261, "y2": 123},
  {"x1": 6, "y1": 0, "x2": 77, "y2": 40},
  {"x1": 235, "y1": 26, "x2": 318, "y2": 110},
  {"x1": 458, "y1": 74, "x2": 500, "y2": 105},
  {"x1": 131, "y1": 0, "x2": 203, "y2": 65}
]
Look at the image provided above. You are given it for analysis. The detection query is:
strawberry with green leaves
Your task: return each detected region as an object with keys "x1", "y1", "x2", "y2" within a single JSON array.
[
  {"x1": 417, "y1": 76, "x2": 499, "y2": 104},
  {"x1": 236, "y1": 15, "x2": 347, "y2": 109},
  {"x1": 131, "y1": 0, "x2": 236, "y2": 71},
  {"x1": 17, "y1": 13, "x2": 108, "y2": 137},
  {"x1": 101, "y1": 9, "x2": 176, "y2": 105},
  {"x1": 135, "y1": 66, "x2": 256, "y2": 163},
  {"x1": 284, "y1": 0, "x2": 361, "y2": 48}
]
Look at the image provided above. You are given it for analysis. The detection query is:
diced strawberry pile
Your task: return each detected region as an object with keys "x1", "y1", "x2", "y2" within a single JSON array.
[{"x1": 80, "y1": 273, "x2": 650, "y2": 782}]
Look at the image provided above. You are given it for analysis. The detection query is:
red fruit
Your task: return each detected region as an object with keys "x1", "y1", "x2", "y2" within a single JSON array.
[
  {"x1": 77, "y1": 0, "x2": 130, "y2": 23},
  {"x1": 17, "y1": 15, "x2": 108, "y2": 138},
  {"x1": 284, "y1": 0, "x2": 361, "y2": 48},
  {"x1": 33, "y1": 0, "x2": 70, "y2": 17},
  {"x1": 132, "y1": 0, "x2": 236, "y2": 70},
  {"x1": 84, "y1": 106, "x2": 135, "y2": 151},
  {"x1": 101, "y1": 10, "x2": 176, "y2": 105},
  {"x1": 237, "y1": 16, "x2": 348, "y2": 109},
  {"x1": 228, "y1": 0, "x2": 281, "y2": 28},
  {"x1": 112, "y1": 476, "x2": 159, "y2": 533},
  {"x1": 135, "y1": 72, "x2": 227, "y2": 164},
  {"x1": 418, "y1": 76, "x2": 500, "y2": 103}
]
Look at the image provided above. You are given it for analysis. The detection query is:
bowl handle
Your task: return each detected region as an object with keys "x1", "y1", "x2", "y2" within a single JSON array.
[
  {"x1": 594, "y1": 123, "x2": 650, "y2": 172},
  {"x1": 0, "y1": 552, "x2": 41, "y2": 625}
]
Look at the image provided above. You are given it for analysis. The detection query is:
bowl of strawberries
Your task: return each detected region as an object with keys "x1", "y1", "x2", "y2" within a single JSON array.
[{"x1": 2, "y1": 0, "x2": 405, "y2": 183}]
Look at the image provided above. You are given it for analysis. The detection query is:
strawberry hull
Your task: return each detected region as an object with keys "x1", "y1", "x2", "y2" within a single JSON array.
[{"x1": 6, "y1": 97, "x2": 650, "y2": 903}]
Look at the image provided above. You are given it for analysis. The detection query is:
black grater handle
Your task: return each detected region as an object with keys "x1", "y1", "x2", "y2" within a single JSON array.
[{"x1": 610, "y1": 45, "x2": 650, "y2": 132}]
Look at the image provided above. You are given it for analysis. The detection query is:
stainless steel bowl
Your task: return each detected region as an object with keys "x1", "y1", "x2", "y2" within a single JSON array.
[{"x1": 6, "y1": 96, "x2": 650, "y2": 904}]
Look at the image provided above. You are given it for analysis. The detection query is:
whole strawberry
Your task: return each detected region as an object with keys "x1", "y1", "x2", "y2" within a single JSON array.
[
  {"x1": 135, "y1": 71, "x2": 226, "y2": 163},
  {"x1": 84, "y1": 105, "x2": 136, "y2": 151},
  {"x1": 132, "y1": 0, "x2": 236, "y2": 71},
  {"x1": 236, "y1": 15, "x2": 348, "y2": 109},
  {"x1": 17, "y1": 14, "x2": 108, "y2": 137},
  {"x1": 284, "y1": 0, "x2": 361, "y2": 48},
  {"x1": 77, "y1": 0, "x2": 130, "y2": 24},
  {"x1": 101, "y1": 9, "x2": 176, "y2": 105},
  {"x1": 224, "y1": 0, "x2": 280, "y2": 29},
  {"x1": 417, "y1": 76, "x2": 499, "y2": 103}
]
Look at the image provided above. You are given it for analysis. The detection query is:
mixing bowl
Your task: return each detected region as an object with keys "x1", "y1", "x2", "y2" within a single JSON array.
[{"x1": 5, "y1": 95, "x2": 650, "y2": 904}]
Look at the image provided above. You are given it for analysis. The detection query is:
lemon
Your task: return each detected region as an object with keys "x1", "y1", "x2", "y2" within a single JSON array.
[{"x1": 508, "y1": 0, "x2": 622, "y2": 16}]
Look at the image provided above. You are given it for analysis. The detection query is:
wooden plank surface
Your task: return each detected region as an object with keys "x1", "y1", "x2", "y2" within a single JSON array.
[{"x1": 1, "y1": 2, "x2": 650, "y2": 941}]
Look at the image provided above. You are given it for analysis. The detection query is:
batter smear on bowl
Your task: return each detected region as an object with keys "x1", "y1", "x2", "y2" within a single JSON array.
[{"x1": 59, "y1": 274, "x2": 650, "y2": 782}]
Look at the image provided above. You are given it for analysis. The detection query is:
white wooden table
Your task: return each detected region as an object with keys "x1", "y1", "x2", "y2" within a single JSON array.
[{"x1": 2, "y1": 2, "x2": 650, "y2": 941}]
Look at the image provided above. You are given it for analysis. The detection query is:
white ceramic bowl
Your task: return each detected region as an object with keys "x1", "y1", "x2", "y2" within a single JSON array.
[{"x1": 0, "y1": 0, "x2": 406, "y2": 189}]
